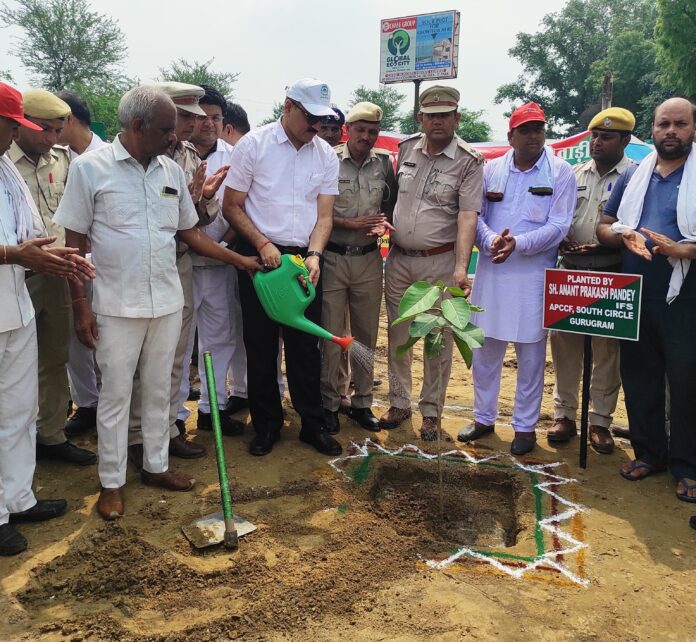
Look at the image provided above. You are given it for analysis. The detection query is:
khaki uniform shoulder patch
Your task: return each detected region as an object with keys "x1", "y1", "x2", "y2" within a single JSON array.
[
  {"x1": 455, "y1": 137, "x2": 484, "y2": 163},
  {"x1": 398, "y1": 132, "x2": 423, "y2": 147},
  {"x1": 372, "y1": 146, "x2": 392, "y2": 156}
]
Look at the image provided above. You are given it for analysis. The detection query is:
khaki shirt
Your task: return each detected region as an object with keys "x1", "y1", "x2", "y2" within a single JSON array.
[
  {"x1": 331, "y1": 143, "x2": 397, "y2": 247},
  {"x1": 8, "y1": 141, "x2": 71, "y2": 246},
  {"x1": 563, "y1": 155, "x2": 632, "y2": 269},
  {"x1": 391, "y1": 133, "x2": 484, "y2": 250},
  {"x1": 168, "y1": 140, "x2": 218, "y2": 253}
]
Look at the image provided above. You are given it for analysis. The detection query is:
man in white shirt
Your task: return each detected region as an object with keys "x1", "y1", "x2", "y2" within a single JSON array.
[
  {"x1": 224, "y1": 78, "x2": 342, "y2": 457},
  {"x1": 57, "y1": 90, "x2": 106, "y2": 439},
  {"x1": 0, "y1": 82, "x2": 95, "y2": 555},
  {"x1": 55, "y1": 86, "x2": 259, "y2": 521}
]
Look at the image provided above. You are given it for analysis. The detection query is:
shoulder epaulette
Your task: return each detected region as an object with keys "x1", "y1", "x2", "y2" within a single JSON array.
[
  {"x1": 372, "y1": 146, "x2": 392, "y2": 156},
  {"x1": 398, "y1": 132, "x2": 423, "y2": 146},
  {"x1": 455, "y1": 137, "x2": 484, "y2": 163}
]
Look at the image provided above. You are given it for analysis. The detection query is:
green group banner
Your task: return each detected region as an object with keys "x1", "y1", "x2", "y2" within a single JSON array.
[{"x1": 543, "y1": 268, "x2": 642, "y2": 341}]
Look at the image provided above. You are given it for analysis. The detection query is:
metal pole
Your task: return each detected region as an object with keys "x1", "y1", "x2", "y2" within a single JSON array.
[
  {"x1": 601, "y1": 70, "x2": 613, "y2": 110},
  {"x1": 413, "y1": 79, "x2": 421, "y2": 132},
  {"x1": 579, "y1": 335, "x2": 592, "y2": 469}
]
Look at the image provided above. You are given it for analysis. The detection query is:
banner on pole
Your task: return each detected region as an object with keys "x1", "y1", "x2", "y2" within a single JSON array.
[
  {"x1": 379, "y1": 11, "x2": 460, "y2": 84},
  {"x1": 543, "y1": 269, "x2": 642, "y2": 341}
]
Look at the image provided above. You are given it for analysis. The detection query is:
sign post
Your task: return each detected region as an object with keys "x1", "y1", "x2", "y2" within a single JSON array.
[
  {"x1": 543, "y1": 269, "x2": 642, "y2": 468},
  {"x1": 380, "y1": 11, "x2": 461, "y2": 89}
]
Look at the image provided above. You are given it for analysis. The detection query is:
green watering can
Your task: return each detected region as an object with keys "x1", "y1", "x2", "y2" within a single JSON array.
[{"x1": 253, "y1": 254, "x2": 354, "y2": 351}]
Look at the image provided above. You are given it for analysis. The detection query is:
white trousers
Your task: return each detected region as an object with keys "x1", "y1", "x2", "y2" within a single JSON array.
[
  {"x1": 192, "y1": 265, "x2": 244, "y2": 413},
  {"x1": 67, "y1": 279, "x2": 99, "y2": 408},
  {"x1": 473, "y1": 336, "x2": 547, "y2": 433},
  {"x1": 0, "y1": 321, "x2": 38, "y2": 525},
  {"x1": 95, "y1": 312, "x2": 182, "y2": 488}
]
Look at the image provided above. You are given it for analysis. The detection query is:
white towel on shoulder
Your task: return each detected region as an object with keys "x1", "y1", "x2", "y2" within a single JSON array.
[
  {"x1": 611, "y1": 144, "x2": 696, "y2": 303},
  {"x1": 487, "y1": 145, "x2": 556, "y2": 194}
]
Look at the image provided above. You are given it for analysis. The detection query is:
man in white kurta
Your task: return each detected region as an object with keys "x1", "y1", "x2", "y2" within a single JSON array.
[
  {"x1": 0, "y1": 82, "x2": 96, "y2": 553},
  {"x1": 459, "y1": 103, "x2": 575, "y2": 455}
]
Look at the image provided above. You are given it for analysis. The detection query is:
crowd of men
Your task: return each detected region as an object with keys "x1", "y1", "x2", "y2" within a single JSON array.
[{"x1": 1, "y1": 74, "x2": 695, "y2": 556}]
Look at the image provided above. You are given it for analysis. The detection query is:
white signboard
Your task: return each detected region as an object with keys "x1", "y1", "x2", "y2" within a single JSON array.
[{"x1": 379, "y1": 11, "x2": 460, "y2": 84}]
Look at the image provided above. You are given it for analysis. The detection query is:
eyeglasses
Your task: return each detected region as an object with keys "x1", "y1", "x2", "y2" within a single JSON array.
[
  {"x1": 290, "y1": 99, "x2": 322, "y2": 125},
  {"x1": 196, "y1": 114, "x2": 223, "y2": 123}
]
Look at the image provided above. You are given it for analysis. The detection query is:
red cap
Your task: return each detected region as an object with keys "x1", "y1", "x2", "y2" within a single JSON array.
[
  {"x1": 0, "y1": 82, "x2": 42, "y2": 131},
  {"x1": 509, "y1": 102, "x2": 546, "y2": 131}
]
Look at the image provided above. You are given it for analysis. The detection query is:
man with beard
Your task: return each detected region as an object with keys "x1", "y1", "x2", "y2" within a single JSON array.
[
  {"x1": 597, "y1": 97, "x2": 696, "y2": 503},
  {"x1": 549, "y1": 107, "x2": 635, "y2": 454}
]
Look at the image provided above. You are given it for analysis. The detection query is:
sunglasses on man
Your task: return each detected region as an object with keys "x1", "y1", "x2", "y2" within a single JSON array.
[{"x1": 290, "y1": 99, "x2": 322, "y2": 125}]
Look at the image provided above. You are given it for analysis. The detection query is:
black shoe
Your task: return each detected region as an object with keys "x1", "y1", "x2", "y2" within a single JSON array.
[
  {"x1": 348, "y1": 407, "x2": 380, "y2": 432},
  {"x1": 64, "y1": 406, "x2": 97, "y2": 438},
  {"x1": 690, "y1": 515, "x2": 696, "y2": 531},
  {"x1": 224, "y1": 395, "x2": 249, "y2": 415},
  {"x1": 36, "y1": 441, "x2": 97, "y2": 466},
  {"x1": 323, "y1": 409, "x2": 340, "y2": 435},
  {"x1": 187, "y1": 385, "x2": 201, "y2": 401},
  {"x1": 9, "y1": 498, "x2": 68, "y2": 524},
  {"x1": 0, "y1": 524, "x2": 27, "y2": 555},
  {"x1": 197, "y1": 410, "x2": 245, "y2": 436},
  {"x1": 175, "y1": 418, "x2": 186, "y2": 436},
  {"x1": 510, "y1": 432, "x2": 536, "y2": 456},
  {"x1": 249, "y1": 432, "x2": 280, "y2": 456},
  {"x1": 457, "y1": 422, "x2": 494, "y2": 442},
  {"x1": 299, "y1": 428, "x2": 342, "y2": 456}
]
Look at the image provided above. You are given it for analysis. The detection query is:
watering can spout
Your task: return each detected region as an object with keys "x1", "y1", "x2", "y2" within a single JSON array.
[{"x1": 331, "y1": 335, "x2": 354, "y2": 352}]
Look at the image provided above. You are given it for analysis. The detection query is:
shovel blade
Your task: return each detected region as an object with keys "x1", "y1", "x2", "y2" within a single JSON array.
[{"x1": 182, "y1": 512, "x2": 256, "y2": 549}]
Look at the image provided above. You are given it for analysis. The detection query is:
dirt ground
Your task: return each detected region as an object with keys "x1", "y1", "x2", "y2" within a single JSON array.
[{"x1": 2, "y1": 308, "x2": 696, "y2": 642}]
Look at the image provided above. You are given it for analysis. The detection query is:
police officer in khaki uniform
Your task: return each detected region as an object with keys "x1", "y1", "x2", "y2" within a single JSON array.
[
  {"x1": 380, "y1": 86, "x2": 484, "y2": 440},
  {"x1": 549, "y1": 107, "x2": 635, "y2": 453},
  {"x1": 8, "y1": 89, "x2": 96, "y2": 465},
  {"x1": 128, "y1": 82, "x2": 230, "y2": 466},
  {"x1": 320, "y1": 102, "x2": 396, "y2": 433}
]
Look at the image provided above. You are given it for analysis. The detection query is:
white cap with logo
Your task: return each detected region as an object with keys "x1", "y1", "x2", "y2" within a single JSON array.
[{"x1": 286, "y1": 78, "x2": 335, "y2": 117}]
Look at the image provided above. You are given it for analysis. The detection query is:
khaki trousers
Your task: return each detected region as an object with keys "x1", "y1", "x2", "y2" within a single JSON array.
[
  {"x1": 129, "y1": 254, "x2": 193, "y2": 444},
  {"x1": 320, "y1": 250, "x2": 383, "y2": 411},
  {"x1": 550, "y1": 330, "x2": 620, "y2": 428},
  {"x1": 384, "y1": 249, "x2": 454, "y2": 417},
  {"x1": 26, "y1": 274, "x2": 71, "y2": 446}
]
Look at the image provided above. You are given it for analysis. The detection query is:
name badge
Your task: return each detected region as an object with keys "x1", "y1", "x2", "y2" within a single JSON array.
[
  {"x1": 338, "y1": 179, "x2": 351, "y2": 184},
  {"x1": 161, "y1": 186, "x2": 178, "y2": 198},
  {"x1": 403, "y1": 161, "x2": 416, "y2": 167},
  {"x1": 577, "y1": 185, "x2": 587, "y2": 192}
]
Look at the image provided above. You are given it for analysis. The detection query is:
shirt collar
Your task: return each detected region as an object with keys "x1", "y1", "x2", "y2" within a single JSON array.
[
  {"x1": 581, "y1": 153, "x2": 632, "y2": 177},
  {"x1": 509, "y1": 149, "x2": 546, "y2": 173},
  {"x1": 339, "y1": 142, "x2": 377, "y2": 164},
  {"x1": 414, "y1": 135, "x2": 458, "y2": 160},
  {"x1": 112, "y1": 134, "x2": 166, "y2": 170},
  {"x1": 7, "y1": 140, "x2": 58, "y2": 166}
]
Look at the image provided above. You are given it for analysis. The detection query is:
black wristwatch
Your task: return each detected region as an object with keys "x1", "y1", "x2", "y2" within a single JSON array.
[{"x1": 305, "y1": 250, "x2": 323, "y2": 261}]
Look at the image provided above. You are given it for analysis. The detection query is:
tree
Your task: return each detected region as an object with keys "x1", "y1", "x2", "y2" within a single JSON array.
[
  {"x1": 157, "y1": 58, "x2": 239, "y2": 98},
  {"x1": 70, "y1": 76, "x2": 136, "y2": 139},
  {"x1": 259, "y1": 101, "x2": 284, "y2": 126},
  {"x1": 0, "y1": 0, "x2": 127, "y2": 91},
  {"x1": 655, "y1": 0, "x2": 696, "y2": 96},
  {"x1": 584, "y1": 31, "x2": 661, "y2": 138},
  {"x1": 397, "y1": 108, "x2": 492, "y2": 142},
  {"x1": 495, "y1": 0, "x2": 657, "y2": 134},
  {"x1": 348, "y1": 85, "x2": 406, "y2": 132}
]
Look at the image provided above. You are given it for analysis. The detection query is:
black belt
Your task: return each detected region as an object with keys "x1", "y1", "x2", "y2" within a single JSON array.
[
  {"x1": 325, "y1": 241, "x2": 379, "y2": 256},
  {"x1": 275, "y1": 244, "x2": 308, "y2": 256}
]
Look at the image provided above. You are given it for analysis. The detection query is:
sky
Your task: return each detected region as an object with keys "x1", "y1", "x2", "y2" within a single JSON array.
[{"x1": 1, "y1": 0, "x2": 563, "y2": 139}]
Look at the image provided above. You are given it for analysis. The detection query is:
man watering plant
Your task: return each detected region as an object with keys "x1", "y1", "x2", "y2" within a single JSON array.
[
  {"x1": 223, "y1": 78, "x2": 342, "y2": 458},
  {"x1": 458, "y1": 103, "x2": 575, "y2": 456},
  {"x1": 380, "y1": 85, "x2": 483, "y2": 441}
]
